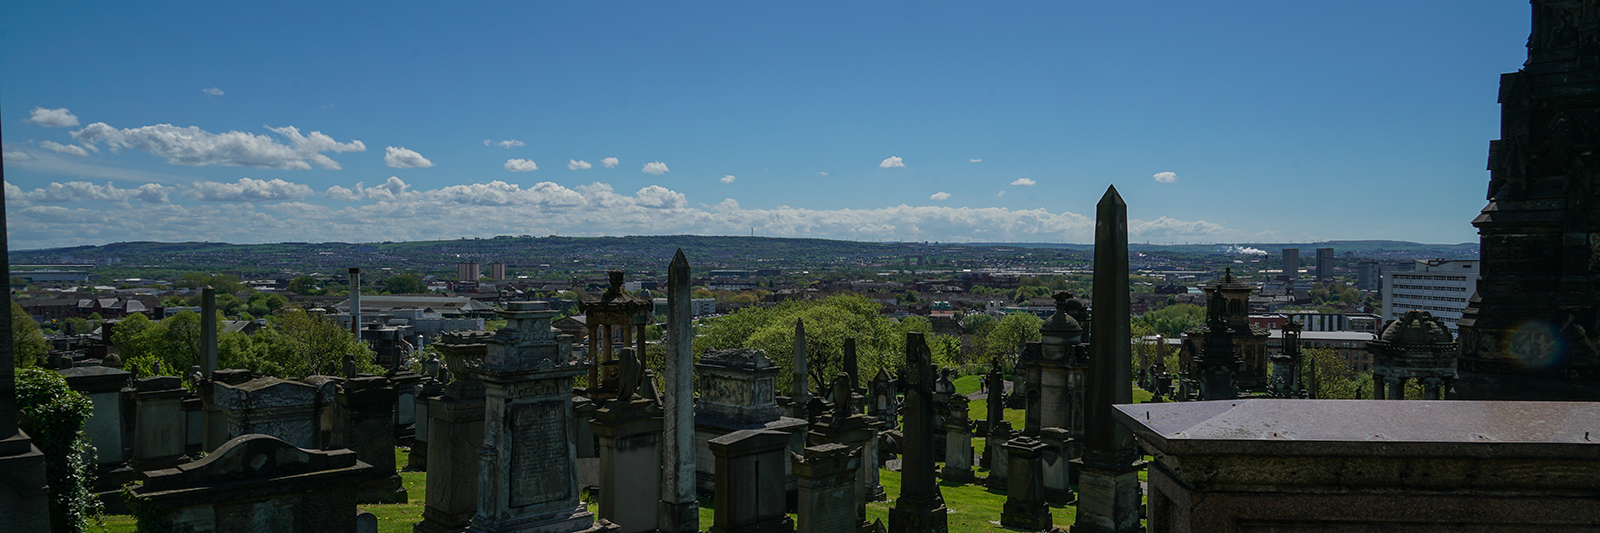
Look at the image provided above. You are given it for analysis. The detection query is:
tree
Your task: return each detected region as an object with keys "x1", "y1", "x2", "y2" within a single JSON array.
[
  {"x1": 15, "y1": 368, "x2": 99, "y2": 532},
  {"x1": 12, "y1": 301, "x2": 49, "y2": 367},
  {"x1": 384, "y1": 273, "x2": 428, "y2": 294},
  {"x1": 1137, "y1": 303, "x2": 1205, "y2": 338},
  {"x1": 265, "y1": 308, "x2": 378, "y2": 378},
  {"x1": 983, "y1": 312, "x2": 1043, "y2": 365},
  {"x1": 287, "y1": 275, "x2": 320, "y2": 295}
]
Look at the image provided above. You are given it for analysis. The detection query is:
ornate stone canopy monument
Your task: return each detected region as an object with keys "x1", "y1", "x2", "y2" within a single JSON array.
[
  {"x1": 579, "y1": 271, "x2": 653, "y2": 401},
  {"x1": 1268, "y1": 320, "x2": 1305, "y2": 398},
  {"x1": 1185, "y1": 268, "x2": 1266, "y2": 400},
  {"x1": 465, "y1": 301, "x2": 614, "y2": 533},
  {"x1": 1456, "y1": 0, "x2": 1600, "y2": 401},
  {"x1": 1367, "y1": 311, "x2": 1457, "y2": 400}
]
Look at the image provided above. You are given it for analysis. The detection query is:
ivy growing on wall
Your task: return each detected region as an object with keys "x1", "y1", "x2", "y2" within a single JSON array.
[{"x1": 15, "y1": 367, "x2": 102, "y2": 533}]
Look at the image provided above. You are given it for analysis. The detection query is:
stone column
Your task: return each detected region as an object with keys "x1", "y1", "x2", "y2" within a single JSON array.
[
  {"x1": 349, "y1": 267, "x2": 362, "y2": 336},
  {"x1": 1387, "y1": 376, "x2": 1405, "y2": 400},
  {"x1": 0, "y1": 174, "x2": 50, "y2": 531},
  {"x1": 793, "y1": 318, "x2": 809, "y2": 416},
  {"x1": 708, "y1": 429, "x2": 794, "y2": 533},
  {"x1": 940, "y1": 394, "x2": 974, "y2": 484},
  {"x1": 408, "y1": 377, "x2": 444, "y2": 471},
  {"x1": 887, "y1": 332, "x2": 948, "y2": 533},
  {"x1": 467, "y1": 302, "x2": 614, "y2": 533},
  {"x1": 337, "y1": 376, "x2": 407, "y2": 504},
  {"x1": 200, "y1": 286, "x2": 218, "y2": 375},
  {"x1": 659, "y1": 250, "x2": 699, "y2": 533},
  {"x1": 793, "y1": 443, "x2": 859, "y2": 533},
  {"x1": 1071, "y1": 186, "x2": 1144, "y2": 533},
  {"x1": 414, "y1": 375, "x2": 486, "y2": 533},
  {"x1": 1001, "y1": 437, "x2": 1051, "y2": 532},
  {"x1": 981, "y1": 360, "x2": 1005, "y2": 467},
  {"x1": 590, "y1": 350, "x2": 662, "y2": 533},
  {"x1": 1423, "y1": 377, "x2": 1445, "y2": 400}
]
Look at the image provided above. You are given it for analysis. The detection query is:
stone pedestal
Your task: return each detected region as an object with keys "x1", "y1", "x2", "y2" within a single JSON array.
[
  {"x1": 409, "y1": 377, "x2": 444, "y2": 471},
  {"x1": 983, "y1": 421, "x2": 1012, "y2": 492},
  {"x1": 202, "y1": 369, "x2": 255, "y2": 452},
  {"x1": 414, "y1": 379, "x2": 486, "y2": 533},
  {"x1": 131, "y1": 376, "x2": 188, "y2": 471},
  {"x1": 1000, "y1": 437, "x2": 1051, "y2": 532},
  {"x1": 59, "y1": 365, "x2": 132, "y2": 466},
  {"x1": 1038, "y1": 428, "x2": 1074, "y2": 504},
  {"x1": 0, "y1": 430, "x2": 51, "y2": 533},
  {"x1": 708, "y1": 429, "x2": 794, "y2": 533},
  {"x1": 590, "y1": 395, "x2": 662, "y2": 533},
  {"x1": 809, "y1": 373, "x2": 888, "y2": 511},
  {"x1": 793, "y1": 443, "x2": 860, "y2": 533},
  {"x1": 694, "y1": 348, "x2": 808, "y2": 503},
  {"x1": 938, "y1": 395, "x2": 973, "y2": 484},
  {"x1": 389, "y1": 370, "x2": 425, "y2": 445},
  {"x1": 866, "y1": 370, "x2": 897, "y2": 430},
  {"x1": 213, "y1": 375, "x2": 319, "y2": 449},
  {"x1": 304, "y1": 375, "x2": 343, "y2": 450},
  {"x1": 337, "y1": 376, "x2": 407, "y2": 504},
  {"x1": 126, "y1": 434, "x2": 373, "y2": 533},
  {"x1": 465, "y1": 302, "x2": 614, "y2": 533}
]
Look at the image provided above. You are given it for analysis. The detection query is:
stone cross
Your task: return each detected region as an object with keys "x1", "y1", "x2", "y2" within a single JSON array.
[
  {"x1": 1072, "y1": 185, "x2": 1144, "y2": 533},
  {"x1": 887, "y1": 332, "x2": 948, "y2": 533}
]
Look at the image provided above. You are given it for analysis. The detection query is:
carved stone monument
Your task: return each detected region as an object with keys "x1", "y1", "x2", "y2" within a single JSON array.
[
  {"x1": 464, "y1": 302, "x2": 614, "y2": 533},
  {"x1": 1367, "y1": 311, "x2": 1458, "y2": 400},
  {"x1": 886, "y1": 332, "x2": 948, "y2": 533},
  {"x1": 938, "y1": 394, "x2": 973, "y2": 484},
  {"x1": 590, "y1": 348, "x2": 664, "y2": 533},
  {"x1": 1000, "y1": 436, "x2": 1051, "y2": 532},
  {"x1": 335, "y1": 375, "x2": 407, "y2": 504},
  {"x1": 708, "y1": 429, "x2": 794, "y2": 533},
  {"x1": 414, "y1": 331, "x2": 490, "y2": 533},
  {"x1": 660, "y1": 249, "x2": 700, "y2": 533},
  {"x1": 213, "y1": 376, "x2": 320, "y2": 449},
  {"x1": 693, "y1": 348, "x2": 809, "y2": 500},
  {"x1": 792, "y1": 443, "x2": 859, "y2": 533}
]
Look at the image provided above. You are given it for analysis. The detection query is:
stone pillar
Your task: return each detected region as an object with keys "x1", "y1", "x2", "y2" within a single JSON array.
[
  {"x1": 1000, "y1": 437, "x2": 1051, "y2": 532},
  {"x1": 200, "y1": 286, "x2": 218, "y2": 375},
  {"x1": 887, "y1": 332, "x2": 948, "y2": 533},
  {"x1": 414, "y1": 376, "x2": 486, "y2": 533},
  {"x1": 659, "y1": 249, "x2": 699, "y2": 533},
  {"x1": 985, "y1": 420, "x2": 1013, "y2": 492},
  {"x1": 793, "y1": 318, "x2": 809, "y2": 416},
  {"x1": 1038, "y1": 428, "x2": 1073, "y2": 504},
  {"x1": 708, "y1": 429, "x2": 794, "y2": 533},
  {"x1": 202, "y1": 368, "x2": 254, "y2": 452},
  {"x1": 409, "y1": 377, "x2": 444, "y2": 471},
  {"x1": 349, "y1": 267, "x2": 362, "y2": 336},
  {"x1": 940, "y1": 394, "x2": 973, "y2": 484},
  {"x1": 793, "y1": 443, "x2": 860, "y2": 533},
  {"x1": 130, "y1": 376, "x2": 188, "y2": 471},
  {"x1": 1071, "y1": 186, "x2": 1144, "y2": 533},
  {"x1": 0, "y1": 178, "x2": 50, "y2": 531},
  {"x1": 337, "y1": 376, "x2": 407, "y2": 504},
  {"x1": 1374, "y1": 374, "x2": 1388, "y2": 400},
  {"x1": 1387, "y1": 376, "x2": 1405, "y2": 400},
  {"x1": 467, "y1": 302, "x2": 614, "y2": 533},
  {"x1": 981, "y1": 361, "x2": 1005, "y2": 467},
  {"x1": 1423, "y1": 377, "x2": 1445, "y2": 400},
  {"x1": 591, "y1": 348, "x2": 663, "y2": 533},
  {"x1": 809, "y1": 373, "x2": 887, "y2": 511}
]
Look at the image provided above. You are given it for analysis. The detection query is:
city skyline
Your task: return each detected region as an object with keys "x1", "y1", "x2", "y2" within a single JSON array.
[{"x1": 1, "y1": 1, "x2": 1526, "y2": 250}]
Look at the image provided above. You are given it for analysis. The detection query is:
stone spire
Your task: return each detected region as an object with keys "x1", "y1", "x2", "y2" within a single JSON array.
[
  {"x1": 659, "y1": 249, "x2": 698, "y2": 532},
  {"x1": 887, "y1": 332, "x2": 948, "y2": 533},
  {"x1": 201, "y1": 286, "x2": 218, "y2": 376},
  {"x1": 793, "y1": 318, "x2": 809, "y2": 404},
  {"x1": 1072, "y1": 185, "x2": 1143, "y2": 533}
]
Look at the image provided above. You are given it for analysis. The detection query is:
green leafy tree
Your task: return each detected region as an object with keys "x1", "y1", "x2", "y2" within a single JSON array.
[
  {"x1": 15, "y1": 367, "x2": 100, "y2": 532},
  {"x1": 12, "y1": 301, "x2": 49, "y2": 367},
  {"x1": 384, "y1": 273, "x2": 428, "y2": 294},
  {"x1": 1137, "y1": 303, "x2": 1205, "y2": 338},
  {"x1": 983, "y1": 312, "x2": 1043, "y2": 365},
  {"x1": 287, "y1": 275, "x2": 321, "y2": 295}
]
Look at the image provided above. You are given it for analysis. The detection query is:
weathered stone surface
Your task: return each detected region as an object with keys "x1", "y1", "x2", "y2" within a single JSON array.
[
  {"x1": 938, "y1": 394, "x2": 973, "y2": 484},
  {"x1": 214, "y1": 376, "x2": 320, "y2": 449},
  {"x1": 694, "y1": 347, "x2": 807, "y2": 502},
  {"x1": 1000, "y1": 437, "x2": 1050, "y2": 532},
  {"x1": 336, "y1": 376, "x2": 407, "y2": 504},
  {"x1": 132, "y1": 376, "x2": 189, "y2": 471},
  {"x1": 887, "y1": 333, "x2": 947, "y2": 533},
  {"x1": 58, "y1": 365, "x2": 132, "y2": 465},
  {"x1": 659, "y1": 249, "x2": 700, "y2": 533},
  {"x1": 413, "y1": 377, "x2": 485, "y2": 533},
  {"x1": 709, "y1": 429, "x2": 794, "y2": 533},
  {"x1": 590, "y1": 370, "x2": 663, "y2": 533},
  {"x1": 1118, "y1": 399, "x2": 1600, "y2": 532},
  {"x1": 793, "y1": 443, "x2": 859, "y2": 533},
  {"x1": 129, "y1": 434, "x2": 373, "y2": 533}
]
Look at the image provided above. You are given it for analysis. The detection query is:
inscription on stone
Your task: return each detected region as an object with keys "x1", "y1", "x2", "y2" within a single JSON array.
[{"x1": 509, "y1": 402, "x2": 571, "y2": 508}]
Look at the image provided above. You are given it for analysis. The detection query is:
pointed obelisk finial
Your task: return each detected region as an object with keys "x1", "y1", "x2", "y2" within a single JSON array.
[{"x1": 659, "y1": 247, "x2": 698, "y2": 531}]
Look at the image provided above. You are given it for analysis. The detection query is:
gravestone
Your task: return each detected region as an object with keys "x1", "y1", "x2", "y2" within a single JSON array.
[
  {"x1": 0, "y1": 193, "x2": 50, "y2": 532},
  {"x1": 938, "y1": 394, "x2": 973, "y2": 484},
  {"x1": 792, "y1": 443, "x2": 861, "y2": 533},
  {"x1": 408, "y1": 376, "x2": 443, "y2": 471},
  {"x1": 708, "y1": 429, "x2": 794, "y2": 533},
  {"x1": 886, "y1": 332, "x2": 947, "y2": 533},
  {"x1": 464, "y1": 302, "x2": 613, "y2": 533},
  {"x1": 867, "y1": 369, "x2": 897, "y2": 430},
  {"x1": 57, "y1": 365, "x2": 132, "y2": 466},
  {"x1": 303, "y1": 375, "x2": 343, "y2": 450},
  {"x1": 930, "y1": 372, "x2": 954, "y2": 459},
  {"x1": 131, "y1": 376, "x2": 189, "y2": 471},
  {"x1": 1000, "y1": 436, "x2": 1051, "y2": 532},
  {"x1": 126, "y1": 434, "x2": 374, "y2": 533},
  {"x1": 1071, "y1": 186, "x2": 1144, "y2": 533},
  {"x1": 413, "y1": 332, "x2": 488, "y2": 533},
  {"x1": 693, "y1": 348, "x2": 808, "y2": 502},
  {"x1": 984, "y1": 420, "x2": 1013, "y2": 492},
  {"x1": 203, "y1": 369, "x2": 258, "y2": 452},
  {"x1": 808, "y1": 373, "x2": 887, "y2": 508},
  {"x1": 659, "y1": 249, "x2": 699, "y2": 533},
  {"x1": 213, "y1": 376, "x2": 320, "y2": 449},
  {"x1": 980, "y1": 360, "x2": 1005, "y2": 468},
  {"x1": 792, "y1": 318, "x2": 809, "y2": 420},
  {"x1": 590, "y1": 348, "x2": 664, "y2": 533},
  {"x1": 336, "y1": 376, "x2": 407, "y2": 504},
  {"x1": 1038, "y1": 427, "x2": 1073, "y2": 504}
]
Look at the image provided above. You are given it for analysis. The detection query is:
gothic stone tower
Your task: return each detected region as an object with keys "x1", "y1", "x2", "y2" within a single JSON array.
[{"x1": 1456, "y1": 0, "x2": 1600, "y2": 401}]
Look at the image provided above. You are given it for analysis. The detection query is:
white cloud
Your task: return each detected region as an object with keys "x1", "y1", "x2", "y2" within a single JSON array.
[
  {"x1": 28, "y1": 107, "x2": 79, "y2": 127},
  {"x1": 40, "y1": 141, "x2": 89, "y2": 157},
  {"x1": 602, "y1": 157, "x2": 619, "y2": 168},
  {"x1": 1153, "y1": 171, "x2": 1178, "y2": 183},
  {"x1": 184, "y1": 178, "x2": 314, "y2": 202},
  {"x1": 721, "y1": 175, "x2": 736, "y2": 184},
  {"x1": 6, "y1": 180, "x2": 171, "y2": 204},
  {"x1": 327, "y1": 176, "x2": 412, "y2": 202},
  {"x1": 1011, "y1": 177, "x2": 1036, "y2": 186},
  {"x1": 818, "y1": 171, "x2": 828, "y2": 176},
  {"x1": 483, "y1": 139, "x2": 524, "y2": 149},
  {"x1": 879, "y1": 156, "x2": 905, "y2": 168},
  {"x1": 203, "y1": 87, "x2": 225, "y2": 96},
  {"x1": 70, "y1": 122, "x2": 365, "y2": 170},
  {"x1": 568, "y1": 159, "x2": 592, "y2": 170},
  {"x1": 642, "y1": 161, "x2": 669, "y2": 175},
  {"x1": 970, "y1": 159, "x2": 982, "y2": 163},
  {"x1": 2, "y1": 148, "x2": 33, "y2": 161},
  {"x1": 997, "y1": 191, "x2": 1006, "y2": 197},
  {"x1": 505, "y1": 158, "x2": 539, "y2": 172},
  {"x1": 930, "y1": 192, "x2": 951, "y2": 201},
  {"x1": 385, "y1": 146, "x2": 434, "y2": 168},
  {"x1": 1, "y1": 178, "x2": 1241, "y2": 249}
]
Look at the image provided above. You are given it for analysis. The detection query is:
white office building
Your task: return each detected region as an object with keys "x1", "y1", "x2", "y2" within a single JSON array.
[{"x1": 1381, "y1": 259, "x2": 1478, "y2": 331}]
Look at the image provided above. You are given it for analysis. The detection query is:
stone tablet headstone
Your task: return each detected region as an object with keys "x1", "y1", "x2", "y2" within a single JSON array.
[
  {"x1": 793, "y1": 443, "x2": 859, "y2": 533},
  {"x1": 708, "y1": 429, "x2": 794, "y2": 533},
  {"x1": 337, "y1": 376, "x2": 407, "y2": 504},
  {"x1": 984, "y1": 420, "x2": 1013, "y2": 492},
  {"x1": 939, "y1": 394, "x2": 973, "y2": 484},
  {"x1": 213, "y1": 376, "x2": 320, "y2": 449},
  {"x1": 1000, "y1": 436, "x2": 1051, "y2": 531},
  {"x1": 131, "y1": 376, "x2": 188, "y2": 471}
]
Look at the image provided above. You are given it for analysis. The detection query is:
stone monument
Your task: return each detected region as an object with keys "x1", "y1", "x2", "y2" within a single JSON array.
[
  {"x1": 212, "y1": 376, "x2": 320, "y2": 449},
  {"x1": 464, "y1": 301, "x2": 614, "y2": 533},
  {"x1": 659, "y1": 249, "x2": 699, "y2": 533},
  {"x1": 590, "y1": 348, "x2": 664, "y2": 533},
  {"x1": 335, "y1": 375, "x2": 407, "y2": 504},
  {"x1": 708, "y1": 429, "x2": 795, "y2": 533},
  {"x1": 792, "y1": 443, "x2": 860, "y2": 533},
  {"x1": 693, "y1": 348, "x2": 808, "y2": 499},
  {"x1": 1367, "y1": 311, "x2": 1457, "y2": 400},
  {"x1": 938, "y1": 394, "x2": 973, "y2": 484},
  {"x1": 579, "y1": 271, "x2": 653, "y2": 402},
  {"x1": 886, "y1": 332, "x2": 948, "y2": 533},
  {"x1": 1000, "y1": 437, "x2": 1051, "y2": 532},
  {"x1": 415, "y1": 330, "x2": 490, "y2": 533}
]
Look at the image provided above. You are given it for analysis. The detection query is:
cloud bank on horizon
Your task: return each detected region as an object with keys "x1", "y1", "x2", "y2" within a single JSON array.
[{"x1": 3, "y1": 176, "x2": 1238, "y2": 249}]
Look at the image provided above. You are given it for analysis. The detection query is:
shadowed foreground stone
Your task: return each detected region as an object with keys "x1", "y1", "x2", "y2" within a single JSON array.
[{"x1": 1116, "y1": 400, "x2": 1600, "y2": 532}]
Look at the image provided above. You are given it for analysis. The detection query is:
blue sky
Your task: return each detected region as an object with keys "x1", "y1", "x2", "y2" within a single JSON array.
[{"x1": 1, "y1": 1, "x2": 1528, "y2": 250}]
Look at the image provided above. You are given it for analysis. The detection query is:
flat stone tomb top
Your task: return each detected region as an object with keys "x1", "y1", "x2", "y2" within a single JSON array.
[{"x1": 1115, "y1": 399, "x2": 1600, "y2": 459}]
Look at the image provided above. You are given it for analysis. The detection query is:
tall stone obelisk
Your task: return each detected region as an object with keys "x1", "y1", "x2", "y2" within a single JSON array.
[
  {"x1": 200, "y1": 286, "x2": 218, "y2": 375},
  {"x1": 1072, "y1": 186, "x2": 1143, "y2": 533},
  {"x1": 793, "y1": 318, "x2": 809, "y2": 406},
  {"x1": 0, "y1": 140, "x2": 52, "y2": 531},
  {"x1": 658, "y1": 249, "x2": 698, "y2": 532}
]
